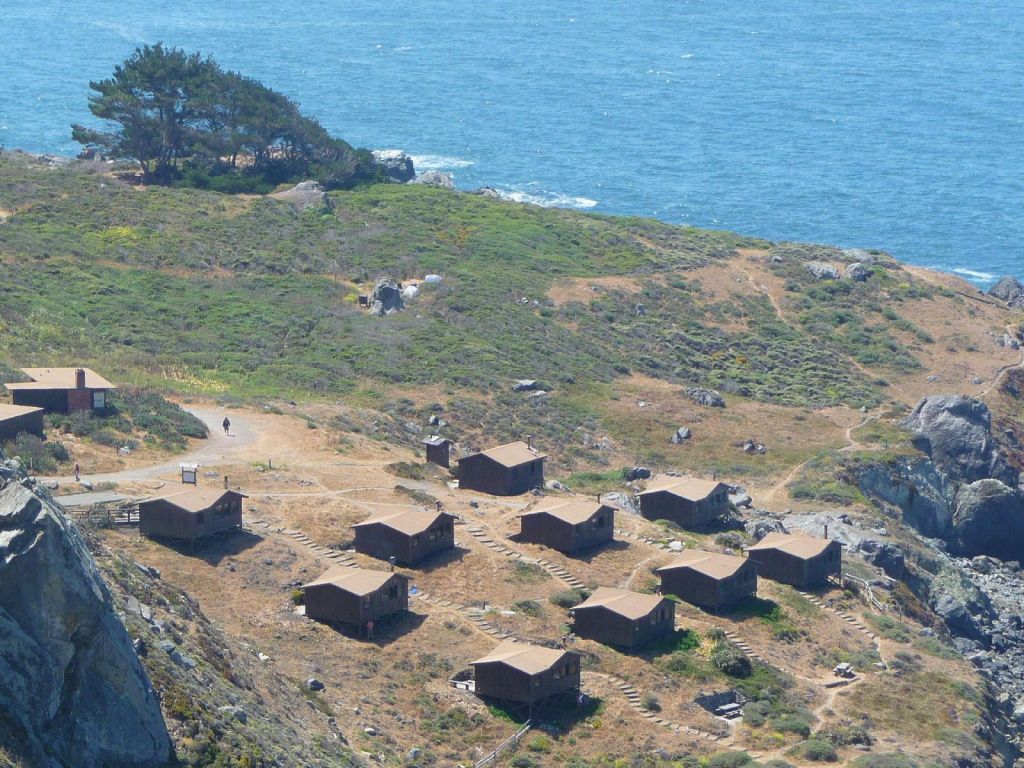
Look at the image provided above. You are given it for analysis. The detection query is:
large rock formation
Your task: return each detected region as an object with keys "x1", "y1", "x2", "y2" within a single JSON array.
[
  {"x1": 269, "y1": 180, "x2": 332, "y2": 212},
  {"x1": 369, "y1": 278, "x2": 405, "y2": 316},
  {"x1": 372, "y1": 149, "x2": 416, "y2": 183},
  {"x1": 988, "y1": 276, "x2": 1024, "y2": 309},
  {"x1": 410, "y1": 171, "x2": 455, "y2": 189},
  {"x1": 0, "y1": 457, "x2": 171, "y2": 767},
  {"x1": 952, "y1": 479, "x2": 1024, "y2": 561},
  {"x1": 901, "y1": 395, "x2": 1017, "y2": 486}
]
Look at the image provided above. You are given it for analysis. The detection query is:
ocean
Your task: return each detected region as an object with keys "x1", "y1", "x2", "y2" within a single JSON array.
[{"x1": 2, "y1": 1, "x2": 1022, "y2": 285}]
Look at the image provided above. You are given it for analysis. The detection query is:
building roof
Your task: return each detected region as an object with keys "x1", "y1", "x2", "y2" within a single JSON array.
[
  {"x1": 352, "y1": 508, "x2": 454, "y2": 536},
  {"x1": 471, "y1": 640, "x2": 573, "y2": 675},
  {"x1": 0, "y1": 404, "x2": 45, "y2": 420},
  {"x1": 5, "y1": 367, "x2": 116, "y2": 391},
  {"x1": 746, "y1": 532, "x2": 835, "y2": 560},
  {"x1": 422, "y1": 435, "x2": 451, "y2": 447},
  {"x1": 462, "y1": 441, "x2": 547, "y2": 468},
  {"x1": 638, "y1": 476, "x2": 726, "y2": 501},
  {"x1": 519, "y1": 499, "x2": 611, "y2": 526},
  {"x1": 573, "y1": 587, "x2": 666, "y2": 620},
  {"x1": 140, "y1": 487, "x2": 246, "y2": 514},
  {"x1": 302, "y1": 566, "x2": 403, "y2": 596},
  {"x1": 656, "y1": 549, "x2": 749, "y2": 580}
]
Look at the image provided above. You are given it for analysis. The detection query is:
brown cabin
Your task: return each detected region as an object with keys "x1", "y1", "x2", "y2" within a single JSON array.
[
  {"x1": 422, "y1": 435, "x2": 452, "y2": 468},
  {"x1": 745, "y1": 532, "x2": 842, "y2": 589},
  {"x1": 656, "y1": 550, "x2": 758, "y2": 611},
  {"x1": 637, "y1": 476, "x2": 730, "y2": 528},
  {"x1": 518, "y1": 500, "x2": 614, "y2": 554},
  {"x1": 571, "y1": 587, "x2": 675, "y2": 649},
  {"x1": 471, "y1": 640, "x2": 582, "y2": 704},
  {"x1": 457, "y1": 441, "x2": 546, "y2": 496},
  {"x1": 303, "y1": 566, "x2": 409, "y2": 626},
  {"x1": 139, "y1": 488, "x2": 246, "y2": 543},
  {"x1": 352, "y1": 508, "x2": 456, "y2": 566},
  {"x1": 4, "y1": 367, "x2": 115, "y2": 415},
  {"x1": 0, "y1": 404, "x2": 45, "y2": 441}
]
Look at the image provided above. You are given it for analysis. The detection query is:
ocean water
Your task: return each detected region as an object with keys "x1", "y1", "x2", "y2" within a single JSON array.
[{"x1": 2, "y1": 1, "x2": 1022, "y2": 285}]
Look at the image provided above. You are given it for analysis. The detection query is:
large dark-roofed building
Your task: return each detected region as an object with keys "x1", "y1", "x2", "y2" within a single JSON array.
[
  {"x1": 470, "y1": 640, "x2": 582, "y2": 704},
  {"x1": 352, "y1": 508, "x2": 456, "y2": 566},
  {"x1": 4, "y1": 367, "x2": 115, "y2": 414},
  {"x1": 138, "y1": 488, "x2": 245, "y2": 543},
  {"x1": 656, "y1": 550, "x2": 758, "y2": 610},
  {"x1": 0, "y1": 404, "x2": 45, "y2": 441},
  {"x1": 571, "y1": 587, "x2": 675, "y2": 649},
  {"x1": 518, "y1": 500, "x2": 614, "y2": 554},
  {"x1": 637, "y1": 476, "x2": 730, "y2": 529},
  {"x1": 302, "y1": 566, "x2": 409, "y2": 626},
  {"x1": 457, "y1": 441, "x2": 546, "y2": 496},
  {"x1": 745, "y1": 532, "x2": 841, "y2": 589}
]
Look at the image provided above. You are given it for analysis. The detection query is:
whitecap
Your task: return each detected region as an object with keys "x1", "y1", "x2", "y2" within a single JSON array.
[
  {"x1": 495, "y1": 187, "x2": 598, "y2": 209},
  {"x1": 949, "y1": 267, "x2": 997, "y2": 281},
  {"x1": 409, "y1": 154, "x2": 475, "y2": 170},
  {"x1": 679, "y1": 53, "x2": 695, "y2": 59}
]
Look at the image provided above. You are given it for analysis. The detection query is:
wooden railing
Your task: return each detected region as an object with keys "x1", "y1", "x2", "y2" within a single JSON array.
[
  {"x1": 71, "y1": 504, "x2": 140, "y2": 526},
  {"x1": 474, "y1": 720, "x2": 531, "y2": 768}
]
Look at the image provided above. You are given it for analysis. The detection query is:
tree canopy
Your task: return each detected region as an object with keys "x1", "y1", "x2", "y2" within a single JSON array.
[{"x1": 72, "y1": 44, "x2": 382, "y2": 190}]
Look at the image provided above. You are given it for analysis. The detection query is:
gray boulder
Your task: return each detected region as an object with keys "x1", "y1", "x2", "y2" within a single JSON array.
[
  {"x1": 857, "y1": 540, "x2": 906, "y2": 579},
  {"x1": 684, "y1": 387, "x2": 725, "y2": 408},
  {"x1": 269, "y1": 180, "x2": 331, "y2": 212},
  {"x1": 952, "y1": 479, "x2": 1024, "y2": 560},
  {"x1": 0, "y1": 462, "x2": 171, "y2": 767},
  {"x1": 369, "y1": 278, "x2": 405, "y2": 316},
  {"x1": 371, "y1": 149, "x2": 416, "y2": 183},
  {"x1": 624, "y1": 467, "x2": 651, "y2": 481},
  {"x1": 988, "y1": 276, "x2": 1024, "y2": 309},
  {"x1": 845, "y1": 262, "x2": 870, "y2": 281},
  {"x1": 411, "y1": 171, "x2": 455, "y2": 189},
  {"x1": 804, "y1": 261, "x2": 840, "y2": 280},
  {"x1": 744, "y1": 518, "x2": 787, "y2": 541},
  {"x1": 670, "y1": 427, "x2": 691, "y2": 444},
  {"x1": 901, "y1": 395, "x2": 1017, "y2": 486}
]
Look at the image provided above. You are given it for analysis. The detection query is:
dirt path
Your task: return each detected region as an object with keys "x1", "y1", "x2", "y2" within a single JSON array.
[{"x1": 43, "y1": 406, "x2": 258, "y2": 486}]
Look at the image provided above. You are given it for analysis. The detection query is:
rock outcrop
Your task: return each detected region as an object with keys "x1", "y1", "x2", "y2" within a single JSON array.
[
  {"x1": 952, "y1": 479, "x2": 1024, "y2": 561},
  {"x1": 845, "y1": 262, "x2": 870, "y2": 281},
  {"x1": 411, "y1": 171, "x2": 455, "y2": 189},
  {"x1": 371, "y1": 149, "x2": 416, "y2": 183},
  {"x1": 684, "y1": 387, "x2": 725, "y2": 408},
  {"x1": 804, "y1": 261, "x2": 840, "y2": 280},
  {"x1": 369, "y1": 278, "x2": 405, "y2": 316},
  {"x1": 901, "y1": 395, "x2": 1017, "y2": 486},
  {"x1": 988, "y1": 276, "x2": 1024, "y2": 309},
  {"x1": 0, "y1": 457, "x2": 171, "y2": 767},
  {"x1": 269, "y1": 180, "x2": 331, "y2": 212}
]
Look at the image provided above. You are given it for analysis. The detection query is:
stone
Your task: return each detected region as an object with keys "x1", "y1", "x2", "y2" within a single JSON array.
[
  {"x1": 471, "y1": 186, "x2": 502, "y2": 198},
  {"x1": 307, "y1": 678, "x2": 325, "y2": 692},
  {"x1": 364, "y1": 726, "x2": 378, "y2": 736},
  {"x1": 369, "y1": 278, "x2": 405, "y2": 316},
  {"x1": 745, "y1": 518, "x2": 787, "y2": 541},
  {"x1": 406, "y1": 747, "x2": 422, "y2": 762},
  {"x1": 683, "y1": 387, "x2": 725, "y2": 408},
  {"x1": 513, "y1": 380, "x2": 540, "y2": 392},
  {"x1": 845, "y1": 262, "x2": 870, "y2": 281},
  {"x1": 951, "y1": 479, "x2": 1024, "y2": 560},
  {"x1": 217, "y1": 705, "x2": 248, "y2": 724},
  {"x1": 804, "y1": 261, "x2": 840, "y2": 280},
  {"x1": 668, "y1": 540, "x2": 684, "y2": 552},
  {"x1": 371, "y1": 149, "x2": 416, "y2": 183},
  {"x1": 0, "y1": 468, "x2": 171, "y2": 767},
  {"x1": 411, "y1": 171, "x2": 455, "y2": 189},
  {"x1": 670, "y1": 427, "x2": 691, "y2": 444},
  {"x1": 988, "y1": 276, "x2": 1024, "y2": 309},
  {"x1": 625, "y1": 467, "x2": 651, "y2": 481},
  {"x1": 901, "y1": 395, "x2": 1018, "y2": 486},
  {"x1": 729, "y1": 492, "x2": 753, "y2": 509},
  {"x1": 269, "y1": 180, "x2": 332, "y2": 212}
]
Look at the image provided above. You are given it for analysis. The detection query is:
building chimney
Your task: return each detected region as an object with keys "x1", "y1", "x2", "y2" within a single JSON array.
[
  {"x1": 824, "y1": 524, "x2": 829, "y2": 539},
  {"x1": 75, "y1": 368, "x2": 86, "y2": 389},
  {"x1": 526, "y1": 434, "x2": 533, "y2": 449}
]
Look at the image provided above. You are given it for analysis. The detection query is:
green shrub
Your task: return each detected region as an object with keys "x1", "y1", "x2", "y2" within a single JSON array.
[
  {"x1": 526, "y1": 736, "x2": 551, "y2": 753},
  {"x1": 711, "y1": 642, "x2": 752, "y2": 678},
  {"x1": 641, "y1": 694, "x2": 660, "y2": 712},
  {"x1": 549, "y1": 589, "x2": 590, "y2": 608},
  {"x1": 513, "y1": 600, "x2": 543, "y2": 618},
  {"x1": 9, "y1": 433, "x2": 58, "y2": 473},
  {"x1": 797, "y1": 740, "x2": 838, "y2": 762},
  {"x1": 290, "y1": 589, "x2": 304, "y2": 606},
  {"x1": 705, "y1": 751, "x2": 753, "y2": 768},
  {"x1": 511, "y1": 756, "x2": 538, "y2": 768},
  {"x1": 849, "y1": 754, "x2": 918, "y2": 768},
  {"x1": 770, "y1": 713, "x2": 811, "y2": 737}
]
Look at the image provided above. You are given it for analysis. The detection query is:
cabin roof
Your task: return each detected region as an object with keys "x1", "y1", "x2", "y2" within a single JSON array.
[
  {"x1": 637, "y1": 475, "x2": 726, "y2": 501},
  {"x1": 5, "y1": 367, "x2": 116, "y2": 390},
  {"x1": 656, "y1": 549, "x2": 749, "y2": 579},
  {"x1": 0, "y1": 404, "x2": 45, "y2": 420},
  {"x1": 463, "y1": 441, "x2": 547, "y2": 468},
  {"x1": 140, "y1": 488, "x2": 246, "y2": 514},
  {"x1": 519, "y1": 500, "x2": 610, "y2": 525},
  {"x1": 573, "y1": 587, "x2": 665, "y2": 620},
  {"x1": 422, "y1": 435, "x2": 451, "y2": 447},
  {"x1": 746, "y1": 532, "x2": 834, "y2": 559},
  {"x1": 471, "y1": 640, "x2": 573, "y2": 675},
  {"x1": 302, "y1": 566, "x2": 404, "y2": 596},
  {"x1": 352, "y1": 508, "x2": 454, "y2": 536}
]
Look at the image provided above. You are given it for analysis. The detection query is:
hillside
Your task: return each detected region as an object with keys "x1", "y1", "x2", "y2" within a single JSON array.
[{"x1": 2, "y1": 151, "x2": 1024, "y2": 768}]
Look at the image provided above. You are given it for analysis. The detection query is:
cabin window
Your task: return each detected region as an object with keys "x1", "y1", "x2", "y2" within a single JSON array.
[
  {"x1": 412, "y1": 535, "x2": 420, "y2": 547},
  {"x1": 92, "y1": 391, "x2": 105, "y2": 409},
  {"x1": 534, "y1": 676, "x2": 542, "y2": 687},
  {"x1": 565, "y1": 662, "x2": 575, "y2": 676},
  {"x1": 554, "y1": 669, "x2": 562, "y2": 680},
  {"x1": 387, "y1": 584, "x2": 399, "y2": 599},
  {"x1": 594, "y1": 515, "x2": 606, "y2": 529},
  {"x1": 363, "y1": 596, "x2": 372, "y2": 608}
]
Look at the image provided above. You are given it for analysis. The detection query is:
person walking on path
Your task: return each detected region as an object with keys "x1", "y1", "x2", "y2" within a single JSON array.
[
  {"x1": 222, "y1": 417, "x2": 231, "y2": 436},
  {"x1": 365, "y1": 619, "x2": 374, "y2": 641},
  {"x1": 74, "y1": 462, "x2": 81, "y2": 482}
]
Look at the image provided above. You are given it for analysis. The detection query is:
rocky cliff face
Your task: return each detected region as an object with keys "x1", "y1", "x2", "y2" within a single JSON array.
[{"x1": 0, "y1": 455, "x2": 171, "y2": 768}]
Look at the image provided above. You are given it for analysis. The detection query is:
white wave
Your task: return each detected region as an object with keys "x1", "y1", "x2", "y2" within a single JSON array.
[
  {"x1": 949, "y1": 266, "x2": 997, "y2": 281},
  {"x1": 496, "y1": 188, "x2": 598, "y2": 209},
  {"x1": 90, "y1": 20, "x2": 147, "y2": 43},
  {"x1": 679, "y1": 53, "x2": 695, "y2": 59},
  {"x1": 409, "y1": 154, "x2": 475, "y2": 171}
]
